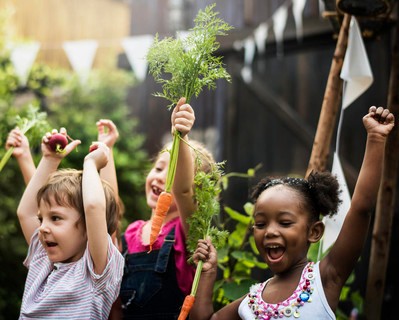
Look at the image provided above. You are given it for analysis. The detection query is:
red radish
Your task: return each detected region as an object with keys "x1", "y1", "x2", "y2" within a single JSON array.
[
  {"x1": 48, "y1": 133, "x2": 68, "y2": 153},
  {"x1": 89, "y1": 144, "x2": 98, "y2": 153}
]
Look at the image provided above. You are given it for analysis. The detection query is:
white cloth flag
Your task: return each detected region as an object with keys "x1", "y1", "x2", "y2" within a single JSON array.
[
  {"x1": 10, "y1": 42, "x2": 40, "y2": 87},
  {"x1": 254, "y1": 22, "x2": 268, "y2": 55},
  {"x1": 63, "y1": 40, "x2": 98, "y2": 85},
  {"x1": 321, "y1": 16, "x2": 373, "y2": 254},
  {"x1": 122, "y1": 35, "x2": 154, "y2": 82},
  {"x1": 272, "y1": 5, "x2": 288, "y2": 58},
  {"x1": 292, "y1": 0, "x2": 307, "y2": 41},
  {"x1": 322, "y1": 153, "x2": 352, "y2": 253},
  {"x1": 340, "y1": 17, "x2": 373, "y2": 109},
  {"x1": 241, "y1": 37, "x2": 256, "y2": 83}
]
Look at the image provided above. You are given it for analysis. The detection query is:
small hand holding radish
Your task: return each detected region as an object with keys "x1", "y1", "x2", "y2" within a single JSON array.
[
  {"x1": 96, "y1": 119, "x2": 119, "y2": 148},
  {"x1": 171, "y1": 97, "x2": 195, "y2": 138},
  {"x1": 42, "y1": 128, "x2": 81, "y2": 158},
  {"x1": 85, "y1": 142, "x2": 110, "y2": 171}
]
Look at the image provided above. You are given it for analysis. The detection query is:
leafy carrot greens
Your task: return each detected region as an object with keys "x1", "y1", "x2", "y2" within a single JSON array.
[
  {"x1": 146, "y1": 3, "x2": 232, "y2": 251},
  {"x1": 147, "y1": 3, "x2": 233, "y2": 109}
]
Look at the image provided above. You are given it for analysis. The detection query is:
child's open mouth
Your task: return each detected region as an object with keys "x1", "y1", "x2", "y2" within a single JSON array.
[
  {"x1": 266, "y1": 245, "x2": 285, "y2": 261},
  {"x1": 152, "y1": 185, "x2": 163, "y2": 196},
  {"x1": 46, "y1": 241, "x2": 57, "y2": 247}
]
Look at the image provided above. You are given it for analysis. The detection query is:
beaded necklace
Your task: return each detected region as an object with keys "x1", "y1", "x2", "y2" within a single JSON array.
[{"x1": 247, "y1": 262, "x2": 315, "y2": 319}]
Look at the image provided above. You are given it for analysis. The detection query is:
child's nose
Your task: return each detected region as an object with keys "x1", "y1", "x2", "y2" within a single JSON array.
[
  {"x1": 264, "y1": 224, "x2": 279, "y2": 238},
  {"x1": 38, "y1": 221, "x2": 50, "y2": 233}
]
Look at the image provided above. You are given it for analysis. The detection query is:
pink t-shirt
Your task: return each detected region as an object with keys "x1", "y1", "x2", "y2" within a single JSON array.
[{"x1": 123, "y1": 217, "x2": 195, "y2": 295}]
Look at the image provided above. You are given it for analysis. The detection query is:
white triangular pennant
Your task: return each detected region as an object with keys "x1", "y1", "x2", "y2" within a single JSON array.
[
  {"x1": 292, "y1": 0, "x2": 307, "y2": 41},
  {"x1": 321, "y1": 153, "x2": 352, "y2": 253},
  {"x1": 254, "y1": 23, "x2": 268, "y2": 55},
  {"x1": 63, "y1": 40, "x2": 98, "y2": 85},
  {"x1": 272, "y1": 5, "x2": 289, "y2": 57},
  {"x1": 340, "y1": 17, "x2": 373, "y2": 109},
  {"x1": 122, "y1": 35, "x2": 154, "y2": 82},
  {"x1": 10, "y1": 42, "x2": 40, "y2": 87}
]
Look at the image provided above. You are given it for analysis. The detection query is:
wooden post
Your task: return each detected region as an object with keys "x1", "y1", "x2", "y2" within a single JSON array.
[
  {"x1": 365, "y1": 9, "x2": 399, "y2": 318},
  {"x1": 305, "y1": 14, "x2": 351, "y2": 177}
]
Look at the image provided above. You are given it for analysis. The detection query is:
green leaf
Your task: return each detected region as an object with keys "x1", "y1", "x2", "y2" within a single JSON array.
[
  {"x1": 222, "y1": 279, "x2": 256, "y2": 301},
  {"x1": 243, "y1": 202, "x2": 254, "y2": 216},
  {"x1": 224, "y1": 206, "x2": 252, "y2": 224}
]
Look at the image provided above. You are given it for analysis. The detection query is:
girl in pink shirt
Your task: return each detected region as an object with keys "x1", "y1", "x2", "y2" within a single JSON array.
[{"x1": 118, "y1": 98, "x2": 215, "y2": 319}]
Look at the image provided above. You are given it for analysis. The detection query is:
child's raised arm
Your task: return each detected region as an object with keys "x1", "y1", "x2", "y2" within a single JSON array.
[
  {"x1": 172, "y1": 97, "x2": 196, "y2": 235},
  {"x1": 6, "y1": 128, "x2": 35, "y2": 185},
  {"x1": 17, "y1": 128, "x2": 81, "y2": 245},
  {"x1": 96, "y1": 119, "x2": 119, "y2": 195},
  {"x1": 83, "y1": 142, "x2": 110, "y2": 275},
  {"x1": 322, "y1": 106, "x2": 395, "y2": 306}
]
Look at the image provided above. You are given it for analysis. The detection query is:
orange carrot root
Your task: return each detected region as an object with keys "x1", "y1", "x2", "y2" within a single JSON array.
[
  {"x1": 178, "y1": 294, "x2": 196, "y2": 320},
  {"x1": 149, "y1": 191, "x2": 173, "y2": 251}
]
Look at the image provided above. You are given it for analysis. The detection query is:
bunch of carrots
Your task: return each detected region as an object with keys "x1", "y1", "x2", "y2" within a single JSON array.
[{"x1": 146, "y1": 4, "x2": 232, "y2": 318}]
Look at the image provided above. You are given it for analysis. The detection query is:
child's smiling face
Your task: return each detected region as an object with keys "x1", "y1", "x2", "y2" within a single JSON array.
[
  {"x1": 253, "y1": 185, "x2": 313, "y2": 275},
  {"x1": 38, "y1": 196, "x2": 87, "y2": 263},
  {"x1": 145, "y1": 150, "x2": 177, "y2": 213}
]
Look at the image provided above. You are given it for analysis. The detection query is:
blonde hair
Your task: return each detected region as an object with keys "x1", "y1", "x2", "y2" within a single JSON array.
[
  {"x1": 36, "y1": 169, "x2": 119, "y2": 235},
  {"x1": 158, "y1": 139, "x2": 215, "y2": 175}
]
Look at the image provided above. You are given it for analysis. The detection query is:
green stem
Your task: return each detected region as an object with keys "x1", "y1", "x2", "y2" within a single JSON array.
[
  {"x1": 165, "y1": 130, "x2": 181, "y2": 192},
  {"x1": 190, "y1": 221, "x2": 212, "y2": 296},
  {"x1": 190, "y1": 260, "x2": 204, "y2": 296},
  {"x1": 0, "y1": 147, "x2": 14, "y2": 173}
]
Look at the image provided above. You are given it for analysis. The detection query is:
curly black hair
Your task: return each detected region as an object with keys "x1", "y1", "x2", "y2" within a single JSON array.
[{"x1": 251, "y1": 171, "x2": 342, "y2": 222}]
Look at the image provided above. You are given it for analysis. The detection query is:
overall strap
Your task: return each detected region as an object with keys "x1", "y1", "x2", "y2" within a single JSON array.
[
  {"x1": 121, "y1": 233, "x2": 128, "y2": 257},
  {"x1": 155, "y1": 227, "x2": 176, "y2": 273}
]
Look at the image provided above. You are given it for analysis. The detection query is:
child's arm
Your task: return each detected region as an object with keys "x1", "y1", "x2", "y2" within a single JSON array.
[
  {"x1": 322, "y1": 107, "x2": 395, "y2": 305},
  {"x1": 83, "y1": 142, "x2": 110, "y2": 275},
  {"x1": 172, "y1": 97, "x2": 196, "y2": 235},
  {"x1": 96, "y1": 119, "x2": 121, "y2": 248},
  {"x1": 189, "y1": 239, "x2": 243, "y2": 320},
  {"x1": 96, "y1": 119, "x2": 119, "y2": 195},
  {"x1": 6, "y1": 128, "x2": 36, "y2": 185},
  {"x1": 16, "y1": 128, "x2": 81, "y2": 245}
]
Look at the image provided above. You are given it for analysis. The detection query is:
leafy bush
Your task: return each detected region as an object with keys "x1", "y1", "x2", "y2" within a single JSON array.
[{"x1": 0, "y1": 64, "x2": 150, "y2": 318}]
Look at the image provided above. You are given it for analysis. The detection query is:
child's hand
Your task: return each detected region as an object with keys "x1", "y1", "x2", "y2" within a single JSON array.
[
  {"x1": 96, "y1": 119, "x2": 119, "y2": 148},
  {"x1": 6, "y1": 128, "x2": 30, "y2": 158},
  {"x1": 171, "y1": 97, "x2": 195, "y2": 138},
  {"x1": 42, "y1": 128, "x2": 81, "y2": 158},
  {"x1": 193, "y1": 239, "x2": 217, "y2": 274},
  {"x1": 85, "y1": 142, "x2": 109, "y2": 171},
  {"x1": 363, "y1": 106, "x2": 395, "y2": 138}
]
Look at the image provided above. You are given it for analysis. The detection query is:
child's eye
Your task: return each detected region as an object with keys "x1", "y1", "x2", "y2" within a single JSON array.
[
  {"x1": 52, "y1": 216, "x2": 61, "y2": 222},
  {"x1": 37, "y1": 216, "x2": 43, "y2": 224},
  {"x1": 280, "y1": 221, "x2": 293, "y2": 227},
  {"x1": 253, "y1": 223, "x2": 266, "y2": 230}
]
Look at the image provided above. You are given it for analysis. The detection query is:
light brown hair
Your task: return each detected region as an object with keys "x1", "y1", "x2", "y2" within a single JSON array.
[{"x1": 36, "y1": 169, "x2": 119, "y2": 235}]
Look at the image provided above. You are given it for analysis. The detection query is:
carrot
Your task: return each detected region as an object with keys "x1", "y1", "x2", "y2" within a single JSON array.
[
  {"x1": 177, "y1": 294, "x2": 195, "y2": 320},
  {"x1": 149, "y1": 191, "x2": 173, "y2": 251}
]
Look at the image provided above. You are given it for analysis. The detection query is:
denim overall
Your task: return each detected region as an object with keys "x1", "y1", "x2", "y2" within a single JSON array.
[{"x1": 120, "y1": 227, "x2": 185, "y2": 320}]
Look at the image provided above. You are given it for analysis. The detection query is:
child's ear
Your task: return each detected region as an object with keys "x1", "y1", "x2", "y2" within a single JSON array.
[{"x1": 308, "y1": 221, "x2": 325, "y2": 243}]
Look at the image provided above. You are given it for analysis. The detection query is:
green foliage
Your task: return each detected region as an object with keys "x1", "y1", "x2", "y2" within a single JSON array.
[
  {"x1": 45, "y1": 70, "x2": 150, "y2": 224},
  {"x1": 186, "y1": 160, "x2": 229, "y2": 253},
  {"x1": 0, "y1": 104, "x2": 50, "y2": 173},
  {"x1": 213, "y1": 202, "x2": 267, "y2": 307},
  {"x1": 0, "y1": 65, "x2": 150, "y2": 318},
  {"x1": 147, "y1": 3, "x2": 232, "y2": 107}
]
